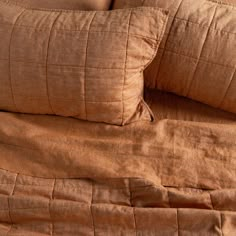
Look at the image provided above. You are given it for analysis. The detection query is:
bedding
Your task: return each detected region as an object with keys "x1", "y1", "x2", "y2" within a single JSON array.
[
  {"x1": 0, "y1": 1, "x2": 168, "y2": 125},
  {"x1": 0, "y1": 169, "x2": 235, "y2": 235},
  {"x1": 0, "y1": 90, "x2": 236, "y2": 234},
  {"x1": 113, "y1": 0, "x2": 236, "y2": 115},
  {"x1": 0, "y1": 89, "x2": 236, "y2": 182},
  {"x1": 4, "y1": 0, "x2": 112, "y2": 10},
  {"x1": 0, "y1": 0, "x2": 235, "y2": 234}
]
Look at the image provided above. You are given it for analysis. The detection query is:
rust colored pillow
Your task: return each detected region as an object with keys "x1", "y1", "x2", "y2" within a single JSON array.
[
  {"x1": 6, "y1": 0, "x2": 112, "y2": 10},
  {"x1": 0, "y1": 1, "x2": 168, "y2": 125},
  {"x1": 113, "y1": 0, "x2": 236, "y2": 114}
]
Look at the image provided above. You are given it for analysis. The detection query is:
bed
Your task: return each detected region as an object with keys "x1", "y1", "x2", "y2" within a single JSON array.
[
  {"x1": 0, "y1": 0, "x2": 236, "y2": 235},
  {"x1": 0, "y1": 89, "x2": 235, "y2": 235}
]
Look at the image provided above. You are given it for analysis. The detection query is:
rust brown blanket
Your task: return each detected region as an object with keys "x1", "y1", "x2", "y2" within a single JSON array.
[{"x1": 0, "y1": 90, "x2": 236, "y2": 234}]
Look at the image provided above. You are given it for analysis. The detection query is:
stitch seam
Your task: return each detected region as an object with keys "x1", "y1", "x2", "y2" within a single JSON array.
[
  {"x1": 8, "y1": 9, "x2": 26, "y2": 112},
  {"x1": 154, "y1": 0, "x2": 184, "y2": 88},
  {"x1": 122, "y1": 11, "x2": 132, "y2": 125},
  {"x1": 186, "y1": 4, "x2": 219, "y2": 96},
  {"x1": 45, "y1": 12, "x2": 62, "y2": 114},
  {"x1": 83, "y1": 12, "x2": 97, "y2": 120}
]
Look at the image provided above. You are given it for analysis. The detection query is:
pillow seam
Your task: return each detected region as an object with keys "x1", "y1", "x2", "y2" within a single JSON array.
[{"x1": 122, "y1": 10, "x2": 132, "y2": 126}]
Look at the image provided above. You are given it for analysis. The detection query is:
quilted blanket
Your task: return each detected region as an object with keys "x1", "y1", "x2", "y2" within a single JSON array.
[{"x1": 0, "y1": 89, "x2": 236, "y2": 235}]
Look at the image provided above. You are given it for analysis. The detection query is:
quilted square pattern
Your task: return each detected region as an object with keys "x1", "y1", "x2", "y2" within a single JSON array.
[
  {"x1": 113, "y1": 0, "x2": 236, "y2": 115},
  {"x1": 0, "y1": 170, "x2": 235, "y2": 235},
  {"x1": 0, "y1": 1, "x2": 168, "y2": 125}
]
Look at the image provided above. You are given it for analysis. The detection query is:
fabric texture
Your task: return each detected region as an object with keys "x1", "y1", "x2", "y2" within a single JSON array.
[
  {"x1": 0, "y1": 89, "x2": 235, "y2": 183},
  {"x1": 0, "y1": 169, "x2": 235, "y2": 235},
  {"x1": 113, "y1": 0, "x2": 236, "y2": 114},
  {"x1": 0, "y1": 1, "x2": 168, "y2": 125},
  {"x1": 5, "y1": 0, "x2": 112, "y2": 10},
  {"x1": 0, "y1": 90, "x2": 236, "y2": 234}
]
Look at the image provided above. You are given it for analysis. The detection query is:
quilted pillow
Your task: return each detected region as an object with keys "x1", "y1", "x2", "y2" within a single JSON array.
[
  {"x1": 0, "y1": 1, "x2": 168, "y2": 125},
  {"x1": 113, "y1": 0, "x2": 236, "y2": 114},
  {"x1": 5, "y1": 0, "x2": 112, "y2": 10}
]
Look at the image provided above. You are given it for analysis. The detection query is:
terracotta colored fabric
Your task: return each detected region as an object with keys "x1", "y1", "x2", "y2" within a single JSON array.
[
  {"x1": 113, "y1": 0, "x2": 236, "y2": 114},
  {"x1": 0, "y1": 1, "x2": 235, "y2": 232},
  {"x1": 0, "y1": 1, "x2": 168, "y2": 125},
  {"x1": 0, "y1": 90, "x2": 236, "y2": 234},
  {"x1": 0, "y1": 169, "x2": 235, "y2": 235},
  {"x1": 6, "y1": 0, "x2": 112, "y2": 10},
  {"x1": 0, "y1": 90, "x2": 235, "y2": 185}
]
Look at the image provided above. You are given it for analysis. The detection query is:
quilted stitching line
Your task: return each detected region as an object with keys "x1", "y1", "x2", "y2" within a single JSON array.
[
  {"x1": 177, "y1": 208, "x2": 180, "y2": 236},
  {"x1": 154, "y1": 0, "x2": 184, "y2": 88},
  {"x1": 209, "y1": 192, "x2": 215, "y2": 210},
  {"x1": 45, "y1": 12, "x2": 62, "y2": 115},
  {"x1": 8, "y1": 9, "x2": 26, "y2": 113},
  {"x1": 209, "y1": 0, "x2": 236, "y2": 8},
  {"x1": 133, "y1": 208, "x2": 138, "y2": 236},
  {"x1": 8, "y1": 182, "x2": 53, "y2": 187},
  {"x1": 164, "y1": 49, "x2": 235, "y2": 69},
  {"x1": 10, "y1": 17, "x2": 236, "y2": 38},
  {"x1": 0, "y1": 56, "x2": 162, "y2": 69},
  {"x1": 1, "y1": 19, "x2": 236, "y2": 37},
  {"x1": 49, "y1": 179, "x2": 56, "y2": 236},
  {"x1": 220, "y1": 212, "x2": 224, "y2": 236},
  {"x1": 8, "y1": 93, "x2": 140, "y2": 103},
  {"x1": 0, "y1": 175, "x2": 236, "y2": 212},
  {"x1": 122, "y1": 10, "x2": 132, "y2": 126},
  {"x1": 209, "y1": 191, "x2": 236, "y2": 212},
  {"x1": 6, "y1": 209, "x2": 12, "y2": 235},
  {"x1": 186, "y1": 4, "x2": 219, "y2": 97},
  {"x1": 54, "y1": 29, "x2": 161, "y2": 41},
  {"x1": 0, "y1": 201, "x2": 235, "y2": 212},
  {"x1": 129, "y1": 179, "x2": 137, "y2": 235},
  {"x1": 218, "y1": 68, "x2": 236, "y2": 108},
  {"x1": 10, "y1": 174, "x2": 18, "y2": 196},
  {"x1": 90, "y1": 181, "x2": 96, "y2": 236},
  {"x1": 1, "y1": 207, "x2": 49, "y2": 211},
  {"x1": 0, "y1": 58, "x2": 125, "y2": 69},
  {"x1": 173, "y1": 17, "x2": 236, "y2": 37},
  {"x1": 6, "y1": 173, "x2": 18, "y2": 236},
  {"x1": 84, "y1": 12, "x2": 97, "y2": 121}
]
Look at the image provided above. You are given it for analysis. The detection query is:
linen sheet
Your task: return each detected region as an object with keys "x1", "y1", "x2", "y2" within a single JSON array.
[{"x1": 0, "y1": 89, "x2": 236, "y2": 234}]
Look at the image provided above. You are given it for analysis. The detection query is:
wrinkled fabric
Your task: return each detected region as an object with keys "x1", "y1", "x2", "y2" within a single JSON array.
[
  {"x1": 0, "y1": 0, "x2": 235, "y2": 233},
  {"x1": 0, "y1": 1, "x2": 168, "y2": 125},
  {"x1": 5, "y1": 0, "x2": 112, "y2": 10},
  {"x1": 0, "y1": 89, "x2": 236, "y2": 234},
  {"x1": 0, "y1": 169, "x2": 235, "y2": 235},
  {"x1": 0, "y1": 89, "x2": 235, "y2": 188},
  {"x1": 113, "y1": 0, "x2": 236, "y2": 114}
]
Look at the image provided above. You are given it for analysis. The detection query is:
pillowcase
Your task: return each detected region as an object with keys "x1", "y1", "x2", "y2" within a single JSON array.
[
  {"x1": 0, "y1": 1, "x2": 168, "y2": 125},
  {"x1": 113, "y1": 0, "x2": 236, "y2": 114},
  {"x1": 6, "y1": 0, "x2": 112, "y2": 10}
]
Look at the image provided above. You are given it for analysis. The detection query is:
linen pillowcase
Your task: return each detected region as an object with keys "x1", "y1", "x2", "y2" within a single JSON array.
[
  {"x1": 6, "y1": 0, "x2": 112, "y2": 10},
  {"x1": 113, "y1": 0, "x2": 236, "y2": 114},
  {"x1": 0, "y1": 1, "x2": 168, "y2": 125}
]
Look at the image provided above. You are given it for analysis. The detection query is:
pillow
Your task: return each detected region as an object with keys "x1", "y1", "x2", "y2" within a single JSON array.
[
  {"x1": 113, "y1": 0, "x2": 236, "y2": 114},
  {"x1": 6, "y1": 0, "x2": 112, "y2": 10},
  {"x1": 0, "y1": 1, "x2": 168, "y2": 125}
]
